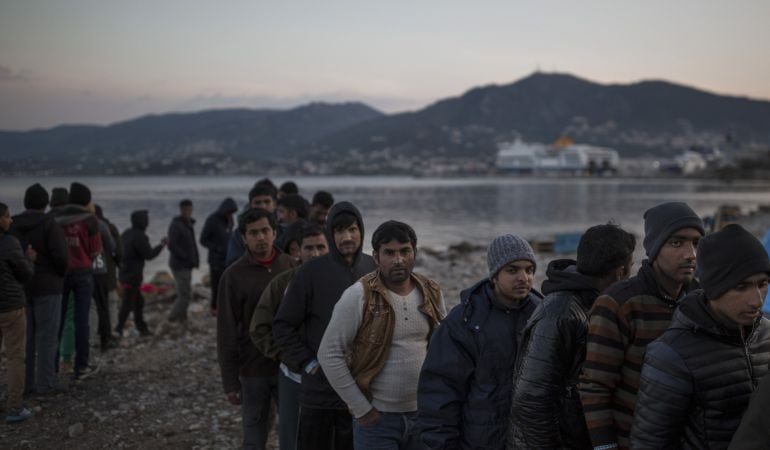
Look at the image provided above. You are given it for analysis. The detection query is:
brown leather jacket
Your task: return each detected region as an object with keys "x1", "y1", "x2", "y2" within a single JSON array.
[{"x1": 349, "y1": 270, "x2": 444, "y2": 399}]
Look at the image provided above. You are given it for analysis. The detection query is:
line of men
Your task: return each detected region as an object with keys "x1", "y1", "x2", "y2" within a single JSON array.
[{"x1": 213, "y1": 198, "x2": 770, "y2": 450}]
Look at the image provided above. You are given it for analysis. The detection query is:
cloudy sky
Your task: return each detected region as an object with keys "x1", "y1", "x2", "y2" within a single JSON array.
[{"x1": 1, "y1": 0, "x2": 768, "y2": 131}]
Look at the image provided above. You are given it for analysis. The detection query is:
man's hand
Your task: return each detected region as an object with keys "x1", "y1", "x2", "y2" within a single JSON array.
[
  {"x1": 210, "y1": 307, "x2": 217, "y2": 317},
  {"x1": 356, "y1": 407, "x2": 381, "y2": 427},
  {"x1": 160, "y1": 237, "x2": 169, "y2": 246},
  {"x1": 226, "y1": 391, "x2": 241, "y2": 405}
]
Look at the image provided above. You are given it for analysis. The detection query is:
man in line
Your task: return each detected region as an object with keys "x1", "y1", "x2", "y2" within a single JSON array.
[
  {"x1": 116, "y1": 210, "x2": 167, "y2": 337},
  {"x1": 200, "y1": 197, "x2": 238, "y2": 316},
  {"x1": 309, "y1": 191, "x2": 334, "y2": 228},
  {"x1": 509, "y1": 224, "x2": 636, "y2": 448},
  {"x1": 250, "y1": 223, "x2": 329, "y2": 450},
  {"x1": 417, "y1": 234, "x2": 542, "y2": 449},
  {"x1": 167, "y1": 199, "x2": 199, "y2": 324},
  {"x1": 274, "y1": 194, "x2": 309, "y2": 252},
  {"x1": 92, "y1": 205, "x2": 119, "y2": 352},
  {"x1": 578, "y1": 202, "x2": 705, "y2": 449},
  {"x1": 631, "y1": 224, "x2": 770, "y2": 449},
  {"x1": 54, "y1": 182, "x2": 102, "y2": 380},
  {"x1": 225, "y1": 184, "x2": 277, "y2": 267},
  {"x1": 1, "y1": 202, "x2": 37, "y2": 423},
  {"x1": 273, "y1": 202, "x2": 376, "y2": 450},
  {"x1": 319, "y1": 220, "x2": 446, "y2": 449},
  {"x1": 217, "y1": 208, "x2": 298, "y2": 450},
  {"x1": 94, "y1": 205, "x2": 122, "y2": 350},
  {"x1": 9, "y1": 184, "x2": 69, "y2": 395}
]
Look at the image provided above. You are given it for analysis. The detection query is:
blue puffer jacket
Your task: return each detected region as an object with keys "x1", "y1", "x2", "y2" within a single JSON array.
[{"x1": 417, "y1": 279, "x2": 542, "y2": 449}]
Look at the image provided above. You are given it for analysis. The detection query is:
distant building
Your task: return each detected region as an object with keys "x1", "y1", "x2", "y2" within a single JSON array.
[{"x1": 495, "y1": 139, "x2": 619, "y2": 174}]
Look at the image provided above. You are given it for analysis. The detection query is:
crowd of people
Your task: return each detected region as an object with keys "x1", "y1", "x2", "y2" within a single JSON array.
[{"x1": 2, "y1": 177, "x2": 770, "y2": 450}]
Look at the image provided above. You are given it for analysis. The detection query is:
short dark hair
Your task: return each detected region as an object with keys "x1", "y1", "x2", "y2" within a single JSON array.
[
  {"x1": 312, "y1": 191, "x2": 334, "y2": 208},
  {"x1": 330, "y1": 211, "x2": 357, "y2": 232},
  {"x1": 280, "y1": 219, "x2": 310, "y2": 253},
  {"x1": 277, "y1": 194, "x2": 309, "y2": 218},
  {"x1": 279, "y1": 181, "x2": 299, "y2": 195},
  {"x1": 372, "y1": 220, "x2": 417, "y2": 252},
  {"x1": 249, "y1": 184, "x2": 277, "y2": 201},
  {"x1": 179, "y1": 199, "x2": 193, "y2": 208},
  {"x1": 254, "y1": 178, "x2": 276, "y2": 191},
  {"x1": 577, "y1": 223, "x2": 636, "y2": 276},
  {"x1": 0, "y1": 202, "x2": 8, "y2": 217},
  {"x1": 239, "y1": 208, "x2": 277, "y2": 234},
  {"x1": 297, "y1": 224, "x2": 325, "y2": 247}
]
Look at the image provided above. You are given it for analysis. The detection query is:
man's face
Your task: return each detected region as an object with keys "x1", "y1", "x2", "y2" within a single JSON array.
[
  {"x1": 276, "y1": 206, "x2": 298, "y2": 225},
  {"x1": 709, "y1": 272, "x2": 770, "y2": 327},
  {"x1": 250, "y1": 195, "x2": 275, "y2": 213},
  {"x1": 242, "y1": 217, "x2": 275, "y2": 259},
  {"x1": 374, "y1": 240, "x2": 416, "y2": 285},
  {"x1": 180, "y1": 205, "x2": 193, "y2": 220},
  {"x1": 299, "y1": 234, "x2": 329, "y2": 263},
  {"x1": 493, "y1": 260, "x2": 535, "y2": 303},
  {"x1": 310, "y1": 204, "x2": 330, "y2": 226},
  {"x1": 0, "y1": 209, "x2": 12, "y2": 231},
  {"x1": 653, "y1": 227, "x2": 702, "y2": 286},
  {"x1": 333, "y1": 222, "x2": 361, "y2": 258}
]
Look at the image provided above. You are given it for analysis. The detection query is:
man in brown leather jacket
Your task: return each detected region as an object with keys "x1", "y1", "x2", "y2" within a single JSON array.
[{"x1": 318, "y1": 220, "x2": 446, "y2": 450}]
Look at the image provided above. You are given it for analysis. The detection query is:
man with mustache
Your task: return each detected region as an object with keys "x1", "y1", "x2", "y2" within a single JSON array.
[
  {"x1": 417, "y1": 234, "x2": 542, "y2": 449},
  {"x1": 317, "y1": 220, "x2": 446, "y2": 449},
  {"x1": 631, "y1": 224, "x2": 770, "y2": 449},
  {"x1": 273, "y1": 202, "x2": 376, "y2": 450},
  {"x1": 578, "y1": 202, "x2": 705, "y2": 450}
]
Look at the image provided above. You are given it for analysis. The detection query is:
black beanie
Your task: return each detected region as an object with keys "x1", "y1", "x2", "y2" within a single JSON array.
[
  {"x1": 24, "y1": 183, "x2": 49, "y2": 210},
  {"x1": 50, "y1": 188, "x2": 69, "y2": 207},
  {"x1": 69, "y1": 182, "x2": 91, "y2": 206},
  {"x1": 698, "y1": 224, "x2": 770, "y2": 300},
  {"x1": 643, "y1": 202, "x2": 705, "y2": 261}
]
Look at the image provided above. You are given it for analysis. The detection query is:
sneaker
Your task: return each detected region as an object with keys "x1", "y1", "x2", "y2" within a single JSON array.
[
  {"x1": 73, "y1": 364, "x2": 100, "y2": 381},
  {"x1": 6, "y1": 407, "x2": 34, "y2": 424}
]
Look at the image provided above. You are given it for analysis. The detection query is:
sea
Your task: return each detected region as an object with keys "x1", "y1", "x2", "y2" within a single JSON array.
[{"x1": 2, "y1": 175, "x2": 770, "y2": 282}]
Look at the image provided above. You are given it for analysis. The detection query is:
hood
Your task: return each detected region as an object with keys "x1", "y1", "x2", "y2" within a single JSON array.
[
  {"x1": 130, "y1": 210, "x2": 149, "y2": 230},
  {"x1": 325, "y1": 201, "x2": 365, "y2": 266},
  {"x1": 11, "y1": 210, "x2": 49, "y2": 232},
  {"x1": 53, "y1": 204, "x2": 92, "y2": 226},
  {"x1": 217, "y1": 197, "x2": 238, "y2": 217},
  {"x1": 541, "y1": 259, "x2": 599, "y2": 296},
  {"x1": 673, "y1": 291, "x2": 754, "y2": 343}
]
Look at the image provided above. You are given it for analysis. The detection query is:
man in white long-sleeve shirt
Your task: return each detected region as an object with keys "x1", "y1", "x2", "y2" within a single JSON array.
[{"x1": 318, "y1": 220, "x2": 446, "y2": 450}]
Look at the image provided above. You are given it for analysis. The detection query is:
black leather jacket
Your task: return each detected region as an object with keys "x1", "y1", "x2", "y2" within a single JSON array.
[{"x1": 508, "y1": 259, "x2": 597, "y2": 450}]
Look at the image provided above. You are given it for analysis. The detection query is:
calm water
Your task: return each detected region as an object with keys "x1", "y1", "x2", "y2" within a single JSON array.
[{"x1": 2, "y1": 176, "x2": 770, "y2": 280}]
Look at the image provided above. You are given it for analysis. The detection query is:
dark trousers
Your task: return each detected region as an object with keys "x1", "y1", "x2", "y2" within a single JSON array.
[
  {"x1": 210, "y1": 265, "x2": 225, "y2": 309},
  {"x1": 59, "y1": 271, "x2": 93, "y2": 371},
  {"x1": 241, "y1": 375, "x2": 279, "y2": 450},
  {"x1": 116, "y1": 285, "x2": 148, "y2": 333},
  {"x1": 298, "y1": 406, "x2": 353, "y2": 450},
  {"x1": 92, "y1": 274, "x2": 112, "y2": 343}
]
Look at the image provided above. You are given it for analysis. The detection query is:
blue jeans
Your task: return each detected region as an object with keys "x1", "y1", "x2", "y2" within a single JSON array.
[
  {"x1": 26, "y1": 294, "x2": 62, "y2": 392},
  {"x1": 241, "y1": 375, "x2": 279, "y2": 450},
  {"x1": 278, "y1": 370, "x2": 300, "y2": 450},
  {"x1": 59, "y1": 271, "x2": 93, "y2": 372},
  {"x1": 353, "y1": 411, "x2": 420, "y2": 450}
]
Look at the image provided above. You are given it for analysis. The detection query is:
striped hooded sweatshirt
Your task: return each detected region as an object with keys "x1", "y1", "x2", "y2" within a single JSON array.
[{"x1": 577, "y1": 260, "x2": 697, "y2": 450}]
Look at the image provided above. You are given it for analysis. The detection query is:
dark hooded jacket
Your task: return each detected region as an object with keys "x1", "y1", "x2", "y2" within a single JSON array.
[
  {"x1": 272, "y1": 201, "x2": 377, "y2": 409},
  {"x1": 9, "y1": 210, "x2": 69, "y2": 297},
  {"x1": 0, "y1": 231, "x2": 34, "y2": 313},
  {"x1": 168, "y1": 215, "x2": 199, "y2": 270},
  {"x1": 200, "y1": 198, "x2": 237, "y2": 268},
  {"x1": 509, "y1": 259, "x2": 598, "y2": 450},
  {"x1": 119, "y1": 211, "x2": 164, "y2": 287},
  {"x1": 631, "y1": 291, "x2": 770, "y2": 450},
  {"x1": 417, "y1": 278, "x2": 542, "y2": 450}
]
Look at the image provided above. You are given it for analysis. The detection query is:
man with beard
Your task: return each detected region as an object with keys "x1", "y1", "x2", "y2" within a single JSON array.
[
  {"x1": 417, "y1": 234, "x2": 543, "y2": 449},
  {"x1": 318, "y1": 221, "x2": 446, "y2": 449},
  {"x1": 273, "y1": 202, "x2": 377, "y2": 450},
  {"x1": 578, "y1": 202, "x2": 705, "y2": 450},
  {"x1": 217, "y1": 208, "x2": 298, "y2": 450}
]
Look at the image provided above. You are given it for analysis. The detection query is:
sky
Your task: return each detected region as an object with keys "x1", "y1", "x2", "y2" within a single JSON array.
[{"x1": 1, "y1": 0, "x2": 769, "y2": 131}]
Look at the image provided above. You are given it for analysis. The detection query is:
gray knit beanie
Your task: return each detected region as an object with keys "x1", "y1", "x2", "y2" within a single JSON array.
[
  {"x1": 643, "y1": 202, "x2": 704, "y2": 262},
  {"x1": 487, "y1": 234, "x2": 536, "y2": 279}
]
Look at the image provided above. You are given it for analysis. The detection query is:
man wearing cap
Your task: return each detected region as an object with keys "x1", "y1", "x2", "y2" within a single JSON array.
[
  {"x1": 631, "y1": 224, "x2": 770, "y2": 449},
  {"x1": 53, "y1": 181, "x2": 103, "y2": 380},
  {"x1": 578, "y1": 202, "x2": 704, "y2": 450},
  {"x1": 416, "y1": 234, "x2": 542, "y2": 450},
  {"x1": 9, "y1": 184, "x2": 69, "y2": 394}
]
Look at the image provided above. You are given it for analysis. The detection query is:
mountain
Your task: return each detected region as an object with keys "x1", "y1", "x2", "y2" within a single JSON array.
[{"x1": 310, "y1": 72, "x2": 770, "y2": 162}]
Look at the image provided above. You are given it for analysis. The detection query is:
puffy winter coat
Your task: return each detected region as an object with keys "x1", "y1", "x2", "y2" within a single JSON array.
[
  {"x1": 0, "y1": 232, "x2": 34, "y2": 312},
  {"x1": 9, "y1": 210, "x2": 69, "y2": 297},
  {"x1": 631, "y1": 291, "x2": 770, "y2": 450},
  {"x1": 417, "y1": 279, "x2": 542, "y2": 449},
  {"x1": 509, "y1": 259, "x2": 598, "y2": 449}
]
